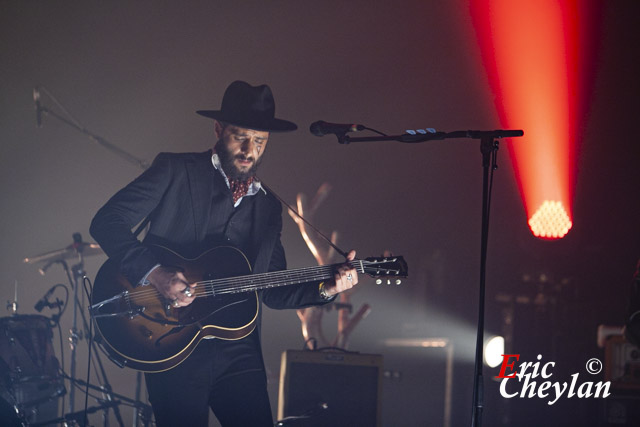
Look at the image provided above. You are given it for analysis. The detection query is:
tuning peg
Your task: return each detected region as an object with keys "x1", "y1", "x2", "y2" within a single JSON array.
[{"x1": 375, "y1": 279, "x2": 402, "y2": 285}]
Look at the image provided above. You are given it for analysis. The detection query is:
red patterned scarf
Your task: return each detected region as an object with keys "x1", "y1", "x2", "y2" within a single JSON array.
[{"x1": 228, "y1": 177, "x2": 254, "y2": 204}]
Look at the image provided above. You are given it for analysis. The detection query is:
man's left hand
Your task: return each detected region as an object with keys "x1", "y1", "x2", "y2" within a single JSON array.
[{"x1": 324, "y1": 250, "x2": 359, "y2": 297}]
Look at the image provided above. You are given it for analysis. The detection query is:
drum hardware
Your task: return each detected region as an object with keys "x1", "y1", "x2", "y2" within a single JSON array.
[
  {"x1": 25, "y1": 234, "x2": 127, "y2": 425},
  {"x1": 6, "y1": 280, "x2": 19, "y2": 315},
  {"x1": 25, "y1": 233, "x2": 95, "y2": 415},
  {"x1": 31, "y1": 399, "x2": 121, "y2": 427},
  {"x1": 0, "y1": 314, "x2": 66, "y2": 425},
  {"x1": 28, "y1": 374, "x2": 153, "y2": 427},
  {"x1": 23, "y1": 233, "x2": 151, "y2": 426}
]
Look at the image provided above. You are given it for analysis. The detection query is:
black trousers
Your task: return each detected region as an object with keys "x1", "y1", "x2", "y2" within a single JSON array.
[{"x1": 145, "y1": 336, "x2": 273, "y2": 427}]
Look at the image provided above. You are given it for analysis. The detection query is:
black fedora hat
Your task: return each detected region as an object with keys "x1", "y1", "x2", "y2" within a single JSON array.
[{"x1": 196, "y1": 81, "x2": 297, "y2": 132}]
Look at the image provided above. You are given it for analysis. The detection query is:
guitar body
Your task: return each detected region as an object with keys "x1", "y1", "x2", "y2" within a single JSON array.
[{"x1": 92, "y1": 246, "x2": 259, "y2": 372}]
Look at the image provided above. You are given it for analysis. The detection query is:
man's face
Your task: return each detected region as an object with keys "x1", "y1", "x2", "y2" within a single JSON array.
[{"x1": 214, "y1": 121, "x2": 269, "y2": 181}]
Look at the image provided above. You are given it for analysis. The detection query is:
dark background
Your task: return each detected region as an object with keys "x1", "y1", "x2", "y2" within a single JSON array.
[{"x1": 1, "y1": 1, "x2": 639, "y2": 426}]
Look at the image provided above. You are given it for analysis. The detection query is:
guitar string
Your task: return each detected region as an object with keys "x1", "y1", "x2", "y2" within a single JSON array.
[
  {"x1": 122, "y1": 265, "x2": 395, "y2": 306},
  {"x1": 127, "y1": 268, "x2": 400, "y2": 303},
  {"x1": 125, "y1": 263, "x2": 341, "y2": 300},
  {"x1": 123, "y1": 260, "x2": 398, "y2": 302},
  {"x1": 124, "y1": 268, "x2": 385, "y2": 306},
  {"x1": 122, "y1": 260, "x2": 362, "y2": 300},
  {"x1": 128, "y1": 257, "x2": 400, "y2": 300},
  {"x1": 125, "y1": 266, "x2": 366, "y2": 304},
  {"x1": 119, "y1": 261, "x2": 399, "y2": 305},
  {"x1": 125, "y1": 262, "x2": 398, "y2": 300}
]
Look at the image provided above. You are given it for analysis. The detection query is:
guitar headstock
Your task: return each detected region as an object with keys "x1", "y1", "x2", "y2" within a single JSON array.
[{"x1": 360, "y1": 256, "x2": 408, "y2": 285}]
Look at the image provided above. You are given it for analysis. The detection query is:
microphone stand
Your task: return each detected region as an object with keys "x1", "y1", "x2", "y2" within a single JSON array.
[
  {"x1": 35, "y1": 88, "x2": 148, "y2": 170},
  {"x1": 337, "y1": 129, "x2": 523, "y2": 145},
  {"x1": 336, "y1": 128, "x2": 523, "y2": 427}
]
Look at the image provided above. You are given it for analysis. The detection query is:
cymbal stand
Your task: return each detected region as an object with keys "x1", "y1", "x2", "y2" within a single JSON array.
[
  {"x1": 57, "y1": 234, "x2": 125, "y2": 426},
  {"x1": 61, "y1": 374, "x2": 153, "y2": 427}
]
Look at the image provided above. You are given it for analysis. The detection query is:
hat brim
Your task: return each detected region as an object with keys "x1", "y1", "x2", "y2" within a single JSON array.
[{"x1": 196, "y1": 110, "x2": 298, "y2": 133}]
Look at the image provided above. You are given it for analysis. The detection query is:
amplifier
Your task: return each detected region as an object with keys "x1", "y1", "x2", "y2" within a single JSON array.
[
  {"x1": 605, "y1": 335, "x2": 640, "y2": 389},
  {"x1": 277, "y1": 350, "x2": 383, "y2": 427}
]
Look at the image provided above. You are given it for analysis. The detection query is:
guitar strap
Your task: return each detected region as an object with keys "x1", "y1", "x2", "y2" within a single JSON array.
[
  {"x1": 259, "y1": 180, "x2": 348, "y2": 259},
  {"x1": 132, "y1": 216, "x2": 150, "y2": 239},
  {"x1": 130, "y1": 181, "x2": 347, "y2": 256}
]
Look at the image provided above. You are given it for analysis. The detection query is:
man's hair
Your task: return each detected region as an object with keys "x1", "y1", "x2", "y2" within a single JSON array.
[{"x1": 217, "y1": 120, "x2": 229, "y2": 132}]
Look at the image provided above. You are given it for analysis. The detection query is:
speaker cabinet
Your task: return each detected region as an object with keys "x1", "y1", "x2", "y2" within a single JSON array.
[
  {"x1": 605, "y1": 335, "x2": 640, "y2": 389},
  {"x1": 277, "y1": 350, "x2": 383, "y2": 427}
]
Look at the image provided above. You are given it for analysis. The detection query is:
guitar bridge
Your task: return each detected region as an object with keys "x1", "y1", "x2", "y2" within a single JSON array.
[{"x1": 90, "y1": 291, "x2": 145, "y2": 319}]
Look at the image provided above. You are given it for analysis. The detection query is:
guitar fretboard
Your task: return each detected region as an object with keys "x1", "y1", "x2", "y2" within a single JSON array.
[{"x1": 198, "y1": 260, "x2": 366, "y2": 295}]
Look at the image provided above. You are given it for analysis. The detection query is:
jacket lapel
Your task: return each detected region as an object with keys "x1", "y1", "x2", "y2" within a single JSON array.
[
  {"x1": 250, "y1": 188, "x2": 279, "y2": 272},
  {"x1": 185, "y1": 151, "x2": 228, "y2": 242}
]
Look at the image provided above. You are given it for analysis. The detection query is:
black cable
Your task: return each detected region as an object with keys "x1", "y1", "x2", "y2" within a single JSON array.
[
  {"x1": 362, "y1": 126, "x2": 388, "y2": 136},
  {"x1": 485, "y1": 140, "x2": 499, "y2": 237},
  {"x1": 57, "y1": 321, "x2": 66, "y2": 416},
  {"x1": 82, "y1": 276, "x2": 94, "y2": 426}
]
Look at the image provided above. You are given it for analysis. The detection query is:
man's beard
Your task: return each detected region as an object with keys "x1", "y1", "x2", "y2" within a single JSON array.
[{"x1": 215, "y1": 140, "x2": 262, "y2": 181}]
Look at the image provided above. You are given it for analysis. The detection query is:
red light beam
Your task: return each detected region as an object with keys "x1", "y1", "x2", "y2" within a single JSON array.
[{"x1": 470, "y1": 0, "x2": 583, "y2": 239}]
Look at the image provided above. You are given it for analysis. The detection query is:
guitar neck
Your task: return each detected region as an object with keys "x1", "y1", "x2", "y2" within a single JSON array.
[{"x1": 198, "y1": 260, "x2": 363, "y2": 296}]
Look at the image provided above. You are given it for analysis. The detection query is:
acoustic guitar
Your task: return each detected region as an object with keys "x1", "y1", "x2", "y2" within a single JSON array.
[{"x1": 90, "y1": 245, "x2": 407, "y2": 372}]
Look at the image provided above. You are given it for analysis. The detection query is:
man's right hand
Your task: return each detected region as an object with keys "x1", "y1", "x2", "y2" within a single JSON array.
[{"x1": 147, "y1": 266, "x2": 196, "y2": 308}]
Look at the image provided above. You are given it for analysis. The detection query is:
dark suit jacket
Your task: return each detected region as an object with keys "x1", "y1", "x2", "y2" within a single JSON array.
[{"x1": 90, "y1": 150, "x2": 329, "y2": 313}]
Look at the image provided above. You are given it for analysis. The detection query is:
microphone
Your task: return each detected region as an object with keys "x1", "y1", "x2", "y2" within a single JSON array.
[
  {"x1": 72, "y1": 232, "x2": 83, "y2": 252},
  {"x1": 38, "y1": 259, "x2": 56, "y2": 276},
  {"x1": 310, "y1": 121, "x2": 364, "y2": 137},
  {"x1": 34, "y1": 285, "x2": 57, "y2": 312},
  {"x1": 33, "y1": 86, "x2": 43, "y2": 128}
]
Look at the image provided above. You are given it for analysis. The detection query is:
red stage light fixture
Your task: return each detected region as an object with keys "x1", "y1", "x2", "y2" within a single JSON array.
[
  {"x1": 528, "y1": 200, "x2": 573, "y2": 239},
  {"x1": 470, "y1": 0, "x2": 584, "y2": 239}
]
